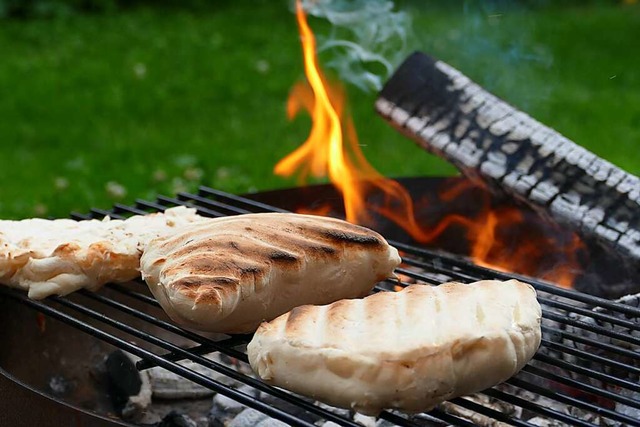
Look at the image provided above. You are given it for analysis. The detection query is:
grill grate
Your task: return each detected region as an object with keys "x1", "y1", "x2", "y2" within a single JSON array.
[{"x1": 1, "y1": 185, "x2": 639, "y2": 427}]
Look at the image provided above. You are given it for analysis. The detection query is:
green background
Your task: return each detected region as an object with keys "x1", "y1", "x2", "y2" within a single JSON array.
[{"x1": 0, "y1": 0, "x2": 638, "y2": 219}]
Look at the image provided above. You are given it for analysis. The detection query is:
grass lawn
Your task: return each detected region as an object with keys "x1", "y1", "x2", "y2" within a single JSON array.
[{"x1": 0, "y1": 1, "x2": 638, "y2": 219}]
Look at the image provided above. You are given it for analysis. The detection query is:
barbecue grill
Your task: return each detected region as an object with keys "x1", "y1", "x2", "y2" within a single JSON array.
[{"x1": 1, "y1": 176, "x2": 639, "y2": 427}]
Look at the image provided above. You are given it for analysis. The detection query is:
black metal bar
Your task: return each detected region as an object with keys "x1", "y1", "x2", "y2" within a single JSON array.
[
  {"x1": 198, "y1": 186, "x2": 289, "y2": 213},
  {"x1": 112, "y1": 203, "x2": 150, "y2": 216},
  {"x1": 481, "y1": 388, "x2": 597, "y2": 427},
  {"x1": 177, "y1": 192, "x2": 253, "y2": 215},
  {"x1": 5, "y1": 292, "x2": 318, "y2": 427},
  {"x1": 392, "y1": 241, "x2": 640, "y2": 317},
  {"x1": 541, "y1": 324, "x2": 640, "y2": 360},
  {"x1": 375, "y1": 412, "x2": 427, "y2": 427},
  {"x1": 108, "y1": 283, "x2": 162, "y2": 307},
  {"x1": 508, "y1": 373, "x2": 640, "y2": 426},
  {"x1": 135, "y1": 199, "x2": 169, "y2": 212},
  {"x1": 540, "y1": 338, "x2": 640, "y2": 377},
  {"x1": 393, "y1": 267, "x2": 450, "y2": 285},
  {"x1": 534, "y1": 296, "x2": 638, "y2": 332},
  {"x1": 70, "y1": 212, "x2": 93, "y2": 220},
  {"x1": 154, "y1": 195, "x2": 226, "y2": 218},
  {"x1": 534, "y1": 352, "x2": 640, "y2": 395},
  {"x1": 426, "y1": 408, "x2": 484, "y2": 427},
  {"x1": 543, "y1": 310, "x2": 640, "y2": 348},
  {"x1": 401, "y1": 257, "x2": 640, "y2": 339},
  {"x1": 89, "y1": 208, "x2": 121, "y2": 219},
  {"x1": 51, "y1": 294, "x2": 366, "y2": 427},
  {"x1": 523, "y1": 363, "x2": 640, "y2": 410},
  {"x1": 135, "y1": 338, "x2": 250, "y2": 371},
  {"x1": 79, "y1": 290, "x2": 249, "y2": 363},
  {"x1": 448, "y1": 397, "x2": 534, "y2": 427}
]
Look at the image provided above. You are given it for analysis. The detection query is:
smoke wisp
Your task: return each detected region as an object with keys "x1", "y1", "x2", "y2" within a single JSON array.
[{"x1": 300, "y1": 0, "x2": 413, "y2": 93}]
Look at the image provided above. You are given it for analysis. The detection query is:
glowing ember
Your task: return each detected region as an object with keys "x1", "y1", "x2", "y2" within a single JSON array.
[{"x1": 275, "y1": 0, "x2": 584, "y2": 288}]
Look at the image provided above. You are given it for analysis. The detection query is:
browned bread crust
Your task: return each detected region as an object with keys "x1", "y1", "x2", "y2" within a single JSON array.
[
  {"x1": 0, "y1": 206, "x2": 205, "y2": 299},
  {"x1": 140, "y1": 213, "x2": 401, "y2": 333},
  {"x1": 248, "y1": 280, "x2": 542, "y2": 415}
]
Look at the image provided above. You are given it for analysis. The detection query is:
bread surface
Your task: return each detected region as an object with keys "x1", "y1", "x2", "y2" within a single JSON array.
[
  {"x1": 0, "y1": 206, "x2": 205, "y2": 299},
  {"x1": 140, "y1": 212, "x2": 401, "y2": 333},
  {"x1": 247, "y1": 279, "x2": 541, "y2": 415}
]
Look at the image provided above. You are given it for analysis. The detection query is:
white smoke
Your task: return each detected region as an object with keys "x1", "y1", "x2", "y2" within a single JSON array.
[{"x1": 300, "y1": 0, "x2": 413, "y2": 93}]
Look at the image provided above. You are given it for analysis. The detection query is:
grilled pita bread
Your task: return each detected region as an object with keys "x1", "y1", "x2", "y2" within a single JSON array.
[
  {"x1": 140, "y1": 213, "x2": 401, "y2": 333},
  {"x1": 248, "y1": 280, "x2": 541, "y2": 415},
  {"x1": 0, "y1": 206, "x2": 205, "y2": 299}
]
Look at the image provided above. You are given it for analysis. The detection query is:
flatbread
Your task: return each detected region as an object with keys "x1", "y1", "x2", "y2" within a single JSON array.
[
  {"x1": 0, "y1": 206, "x2": 206, "y2": 299},
  {"x1": 248, "y1": 280, "x2": 542, "y2": 415},
  {"x1": 140, "y1": 213, "x2": 401, "y2": 333}
]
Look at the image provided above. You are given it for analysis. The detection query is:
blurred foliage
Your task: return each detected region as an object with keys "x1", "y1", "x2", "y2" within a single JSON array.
[
  {"x1": 0, "y1": 1, "x2": 637, "y2": 218},
  {"x1": 0, "y1": 0, "x2": 627, "y2": 20},
  {"x1": 0, "y1": 0, "x2": 115, "y2": 18},
  {"x1": 0, "y1": 0, "x2": 220, "y2": 19}
]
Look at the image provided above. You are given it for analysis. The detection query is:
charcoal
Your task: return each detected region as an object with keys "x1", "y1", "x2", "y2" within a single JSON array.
[
  {"x1": 353, "y1": 413, "x2": 377, "y2": 427},
  {"x1": 255, "y1": 418, "x2": 291, "y2": 427},
  {"x1": 259, "y1": 390, "x2": 320, "y2": 423},
  {"x1": 157, "y1": 411, "x2": 197, "y2": 427},
  {"x1": 227, "y1": 408, "x2": 268, "y2": 427},
  {"x1": 212, "y1": 384, "x2": 257, "y2": 415},
  {"x1": 47, "y1": 374, "x2": 74, "y2": 397},
  {"x1": 105, "y1": 350, "x2": 143, "y2": 413}
]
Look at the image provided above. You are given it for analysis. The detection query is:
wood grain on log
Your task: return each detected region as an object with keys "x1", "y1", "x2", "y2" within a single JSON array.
[{"x1": 376, "y1": 52, "x2": 640, "y2": 277}]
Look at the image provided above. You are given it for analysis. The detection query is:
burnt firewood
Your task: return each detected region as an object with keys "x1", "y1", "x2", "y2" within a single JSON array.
[{"x1": 376, "y1": 52, "x2": 640, "y2": 291}]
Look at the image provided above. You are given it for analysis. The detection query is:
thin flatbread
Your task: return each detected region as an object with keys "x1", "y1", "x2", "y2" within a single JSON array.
[
  {"x1": 248, "y1": 280, "x2": 542, "y2": 415},
  {"x1": 0, "y1": 206, "x2": 206, "y2": 299},
  {"x1": 140, "y1": 212, "x2": 401, "y2": 333}
]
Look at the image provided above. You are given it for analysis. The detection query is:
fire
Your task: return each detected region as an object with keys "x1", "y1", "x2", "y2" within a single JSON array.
[{"x1": 275, "y1": 0, "x2": 584, "y2": 288}]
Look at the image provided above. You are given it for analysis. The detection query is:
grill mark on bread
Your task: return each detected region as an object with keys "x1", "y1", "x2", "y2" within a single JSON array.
[
  {"x1": 319, "y1": 229, "x2": 384, "y2": 247},
  {"x1": 247, "y1": 280, "x2": 541, "y2": 415},
  {"x1": 269, "y1": 251, "x2": 299, "y2": 263},
  {"x1": 172, "y1": 275, "x2": 239, "y2": 303},
  {"x1": 141, "y1": 212, "x2": 401, "y2": 333},
  {"x1": 285, "y1": 305, "x2": 313, "y2": 335}
]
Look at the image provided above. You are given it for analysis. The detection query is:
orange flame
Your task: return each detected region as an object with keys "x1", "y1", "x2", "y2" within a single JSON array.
[
  {"x1": 276, "y1": 0, "x2": 584, "y2": 288},
  {"x1": 275, "y1": 0, "x2": 427, "y2": 235}
]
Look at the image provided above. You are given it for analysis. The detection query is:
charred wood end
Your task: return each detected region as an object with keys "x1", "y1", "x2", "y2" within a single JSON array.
[{"x1": 376, "y1": 51, "x2": 640, "y2": 266}]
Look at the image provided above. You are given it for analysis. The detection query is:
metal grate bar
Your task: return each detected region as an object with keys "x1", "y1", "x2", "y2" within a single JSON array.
[
  {"x1": 76, "y1": 287, "x2": 443, "y2": 427},
  {"x1": 135, "y1": 199, "x2": 172, "y2": 212},
  {"x1": 541, "y1": 324, "x2": 640, "y2": 360},
  {"x1": 4, "y1": 186, "x2": 639, "y2": 427},
  {"x1": 113, "y1": 203, "x2": 150, "y2": 216},
  {"x1": 2, "y1": 290, "x2": 318, "y2": 427},
  {"x1": 65, "y1": 294, "x2": 370, "y2": 427},
  {"x1": 537, "y1": 296, "x2": 639, "y2": 331},
  {"x1": 543, "y1": 310, "x2": 640, "y2": 347},
  {"x1": 534, "y1": 352, "x2": 640, "y2": 397},
  {"x1": 448, "y1": 396, "x2": 535, "y2": 427},
  {"x1": 198, "y1": 186, "x2": 289, "y2": 213},
  {"x1": 80, "y1": 289, "x2": 249, "y2": 363},
  {"x1": 427, "y1": 408, "x2": 479, "y2": 427},
  {"x1": 136, "y1": 341, "x2": 247, "y2": 371},
  {"x1": 540, "y1": 337, "x2": 640, "y2": 377},
  {"x1": 481, "y1": 388, "x2": 597, "y2": 427},
  {"x1": 507, "y1": 374, "x2": 640, "y2": 426},
  {"x1": 523, "y1": 363, "x2": 640, "y2": 410},
  {"x1": 109, "y1": 282, "x2": 162, "y2": 307},
  {"x1": 403, "y1": 257, "x2": 640, "y2": 333},
  {"x1": 392, "y1": 241, "x2": 640, "y2": 317},
  {"x1": 176, "y1": 192, "x2": 253, "y2": 215}
]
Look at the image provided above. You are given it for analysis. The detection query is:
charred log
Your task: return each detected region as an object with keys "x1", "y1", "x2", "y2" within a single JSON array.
[{"x1": 376, "y1": 52, "x2": 640, "y2": 292}]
